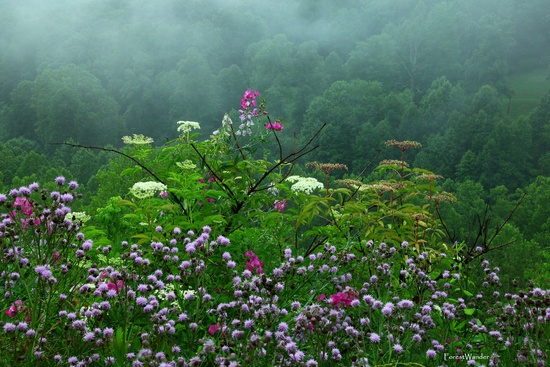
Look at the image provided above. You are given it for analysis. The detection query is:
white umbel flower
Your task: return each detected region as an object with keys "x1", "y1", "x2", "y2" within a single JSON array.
[
  {"x1": 285, "y1": 176, "x2": 324, "y2": 194},
  {"x1": 130, "y1": 181, "x2": 168, "y2": 199},
  {"x1": 177, "y1": 121, "x2": 201, "y2": 134}
]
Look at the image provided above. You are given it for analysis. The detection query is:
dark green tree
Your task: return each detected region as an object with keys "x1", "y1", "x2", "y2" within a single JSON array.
[{"x1": 32, "y1": 64, "x2": 124, "y2": 147}]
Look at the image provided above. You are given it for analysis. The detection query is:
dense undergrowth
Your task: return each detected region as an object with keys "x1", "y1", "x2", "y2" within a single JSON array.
[{"x1": 1, "y1": 92, "x2": 548, "y2": 366}]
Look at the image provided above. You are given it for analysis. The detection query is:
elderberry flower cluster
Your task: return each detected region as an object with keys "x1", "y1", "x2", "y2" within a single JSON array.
[
  {"x1": 286, "y1": 175, "x2": 324, "y2": 194},
  {"x1": 129, "y1": 181, "x2": 168, "y2": 199},
  {"x1": 122, "y1": 134, "x2": 154, "y2": 145},
  {"x1": 176, "y1": 120, "x2": 201, "y2": 134}
]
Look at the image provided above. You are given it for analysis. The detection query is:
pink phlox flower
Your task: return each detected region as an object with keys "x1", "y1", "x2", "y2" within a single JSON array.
[
  {"x1": 244, "y1": 251, "x2": 264, "y2": 274},
  {"x1": 14, "y1": 197, "x2": 34, "y2": 218},
  {"x1": 5, "y1": 300, "x2": 25, "y2": 317},
  {"x1": 329, "y1": 287, "x2": 358, "y2": 308},
  {"x1": 273, "y1": 200, "x2": 286, "y2": 212},
  {"x1": 241, "y1": 89, "x2": 260, "y2": 109},
  {"x1": 158, "y1": 191, "x2": 168, "y2": 199},
  {"x1": 266, "y1": 121, "x2": 284, "y2": 132},
  {"x1": 208, "y1": 324, "x2": 221, "y2": 335},
  {"x1": 317, "y1": 294, "x2": 326, "y2": 302},
  {"x1": 107, "y1": 280, "x2": 124, "y2": 294}
]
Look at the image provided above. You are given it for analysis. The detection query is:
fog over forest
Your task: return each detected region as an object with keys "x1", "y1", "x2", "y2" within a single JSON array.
[{"x1": 1, "y1": 0, "x2": 549, "y2": 188}]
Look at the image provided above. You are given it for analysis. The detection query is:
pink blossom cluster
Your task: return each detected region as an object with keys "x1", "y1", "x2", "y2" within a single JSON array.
[
  {"x1": 273, "y1": 199, "x2": 286, "y2": 212},
  {"x1": 10, "y1": 197, "x2": 40, "y2": 229},
  {"x1": 266, "y1": 121, "x2": 284, "y2": 132},
  {"x1": 240, "y1": 89, "x2": 260, "y2": 110},
  {"x1": 5, "y1": 300, "x2": 25, "y2": 318},
  {"x1": 208, "y1": 323, "x2": 221, "y2": 335},
  {"x1": 244, "y1": 251, "x2": 264, "y2": 274},
  {"x1": 323, "y1": 286, "x2": 359, "y2": 308}
]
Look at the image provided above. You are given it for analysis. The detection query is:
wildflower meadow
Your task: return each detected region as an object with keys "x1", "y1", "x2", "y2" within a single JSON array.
[{"x1": 1, "y1": 91, "x2": 549, "y2": 366}]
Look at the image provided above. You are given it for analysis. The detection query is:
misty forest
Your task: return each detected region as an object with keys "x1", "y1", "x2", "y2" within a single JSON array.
[{"x1": 1, "y1": 0, "x2": 550, "y2": 366}]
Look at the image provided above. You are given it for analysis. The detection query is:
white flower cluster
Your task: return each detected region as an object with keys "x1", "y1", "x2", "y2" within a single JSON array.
[
  {"x1": 285, "y1": 175, "x2": 324, "y2": 194},
  {"x1": 212, "y1": 114, "x2": 233, "y2": 137},
  {"x1": 65, "y1": 211, "x2": 91, "y2": 223},
  {"x1": 177, "y1": 121, "x2": 201, "y2": 134},
  {"x1": 122, "y1": 134, "x2": 154, "y2": 145},
  {"x1": 130, "y1": 181, "x2": 168, "y2": 199},
  {"x1": 157, "y1": 283, "x2": 179, "y2": 309},
  {"x1": 176, "y1": 159, "x2": 197, "y2": 170}
]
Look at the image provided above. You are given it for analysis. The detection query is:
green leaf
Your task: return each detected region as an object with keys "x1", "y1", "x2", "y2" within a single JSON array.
[
  {"x1": 463, "y1": 308, "x2": 476, "y2": 315},
  {"x1": 462, "y1": 289, "x2": 474, "y2": 297}
]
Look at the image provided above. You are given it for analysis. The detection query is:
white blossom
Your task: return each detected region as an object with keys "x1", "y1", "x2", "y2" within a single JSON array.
[
  {"x1": 177, "y1": 121, "x2": 201, "y2": 134},
  {"x1": 130, "y1": 181, "x2": 168, "y2": 199},
  {"x1": 285, "y1": 176, "x2": 324, "y2": 194},
  {"x1": 122, "y1": 134, "x2": 154, "y2": 145}
]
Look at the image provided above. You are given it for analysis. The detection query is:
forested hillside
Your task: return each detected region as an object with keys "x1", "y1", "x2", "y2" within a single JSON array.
[{"x1": 1, "y1": 0, "x2": 550, "y2": 287}]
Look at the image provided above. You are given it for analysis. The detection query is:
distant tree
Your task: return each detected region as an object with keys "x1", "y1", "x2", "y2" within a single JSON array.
[
  {"x1": 463, "y1": 15, "x2": 516, "y2": 89},
  {"x1": 302, "y1": 80, "x2": 386, "y2": 171},
  {"x1": 478, "y1": 117, "x2": 533, "y2": 189},
  {"x1": 4, "y1": 80, "x2": 37, "y2": 140},
  {"x1": 216, "y1": 65, "x2": 248, "y2": 114},
  {"x1": 455, "y1": 150, "x2": 479, "y2": 182},
  {"x1": 31, "y1": 65, "x2": 124, "y2": 147},
  {"x1": 514, "y1": 176, "x2": 550, "y2": 245},
  {"x1": 321, "y1": 51, "x2": 346, "y2": 87},
  {"x1": 529, "y1": 89, "x2": 550, "y2": 175},
  {"x1": 244, "y1": 35, "x2": 296, "y2": 89},
  {"x1": 345, "y1": 33, "x2": 401, "y2": 89},
  {"x1": 169, "y1": 48, "x2": 221, "y2": 132}
]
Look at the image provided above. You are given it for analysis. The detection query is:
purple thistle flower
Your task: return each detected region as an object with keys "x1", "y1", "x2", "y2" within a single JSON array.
[
  {"x1": 34, "y1": 265, "x2": 52, "y2": 279},
  {"x1": 369, "y1": 333, "x2": 381, "y2": 343},
  {"x1": 84, "y1": 332, "x2": 95, "y2": 341},
  {"x1": 217, "y1": 235, "x2": 230, "y2": 246},
  {"x1": 61, "y1": 193, "x2": 73, "y2": 203},
  {"x1": 68, "y1": 181, "x2": 79, "y2": 190},
  {"x1": 3, "y1": 323, "x2": 16, "y2": 332},
  {"x1": 55, "y1": 176, "x2": 66, "y2": 185},
  {"x1": 426, "y1": 349, "x2": 437, "y2": 358}
]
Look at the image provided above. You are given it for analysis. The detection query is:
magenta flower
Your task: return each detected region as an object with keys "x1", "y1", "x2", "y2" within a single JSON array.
[
  {"x1": 266, "y1": 121, "x2": 284, "y2": 132},
  {"x1": 329, "y1": 287, "x2": 359, "y2": 308},
  {"x1": 107, "y1": 280, "x2": 124, "y2": 294},
  {"x1": 158, "y1": 191, "x2": 168, "y2": 199},
  {"x1": 273, "y1": 199, "x2": 286, "y2": 212},
  {"x1": 244, "y1": 251, "x2": 264, "y2": 274},
  {"x1": 241, "y1": 89, "x2": 260, "y2": 109},
  {"x1": 5, "y1": 300, "x2": 25, "y2": 317},
  {"x1": 13, "y1": 197, "x2": 33, "y2": 218},
  {"x1": 208, "y1": 324, "x2": 221, "y2": 335}
]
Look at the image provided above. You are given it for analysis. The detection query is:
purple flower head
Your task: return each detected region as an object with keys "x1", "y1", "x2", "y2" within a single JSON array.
[
  {"x1": 18, "y1": 186, "x2": 31, "y2": 196},
  {"x1": 55, "y1": 176, "x2": 66, "y2": 185},
  {"x1": 35, "y1": 265, "x2": 52, "y2": 279},
  {"x1": 61, "y1": 193, "x2": 74, "y2": 203},
  {"x1": 369, "y1": 333, "x2": 381, "y2": 343}
]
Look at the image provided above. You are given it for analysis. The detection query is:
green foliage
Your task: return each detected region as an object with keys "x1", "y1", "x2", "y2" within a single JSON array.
[
  {"x1": 31, "y1": 65, "x2": 124, "y2": 147},
  {"x1": 1, "y1": 91, "x2": 549, "y2": 366}
]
